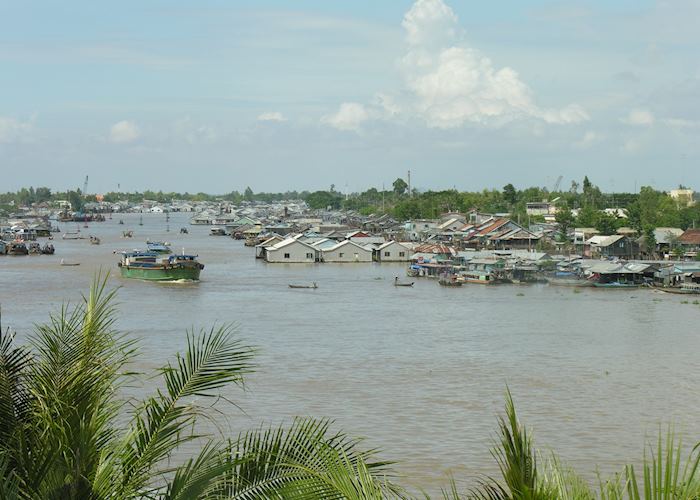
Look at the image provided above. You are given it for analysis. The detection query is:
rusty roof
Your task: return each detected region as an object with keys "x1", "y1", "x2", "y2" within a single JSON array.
[{"x1": 679, "y1": 229, "x2": 700, "y2": 245}]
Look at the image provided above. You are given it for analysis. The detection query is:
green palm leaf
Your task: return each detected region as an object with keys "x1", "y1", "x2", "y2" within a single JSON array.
[{"x1": 116, "y1": 324, "x2": 254, "y2": 496}]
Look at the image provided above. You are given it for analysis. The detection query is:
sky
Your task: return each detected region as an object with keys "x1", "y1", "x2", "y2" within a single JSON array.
[{"x1": 1, "y1": 0, "x2": 699, "y2": 195}]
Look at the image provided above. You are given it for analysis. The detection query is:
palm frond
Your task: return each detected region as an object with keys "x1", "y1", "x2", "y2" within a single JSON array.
[
  {"x1": 223, "y1": 417, "x2": 397, "y2": 499},
  {"x1": 471, "y1": 389, "x2": 557, "y2": 500},
  {"x1": 10, "y1": 273, "x2": 134, "y2": 499},
  {"x1": 0, "y1": 320, "x2": 33, "y2": 446},
  {"x1": 163, "y1": 441, "x2": 234, "y2": 500},
  {"x1": 621, "y1": 427, "x2": 700, "y2": 499},
  {"x1": 116, "y1": 324, "x2": 254, "y2": 496}
]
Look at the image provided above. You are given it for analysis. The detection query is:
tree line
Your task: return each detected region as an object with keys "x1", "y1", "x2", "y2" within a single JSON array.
[{"x1": 2, "y1": 178, "x2": 699, "y2": 233}]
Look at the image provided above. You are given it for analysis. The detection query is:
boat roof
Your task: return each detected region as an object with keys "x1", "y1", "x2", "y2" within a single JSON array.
[{"x1": 120, "y1": 251, "x2": 158, "y2": 257}]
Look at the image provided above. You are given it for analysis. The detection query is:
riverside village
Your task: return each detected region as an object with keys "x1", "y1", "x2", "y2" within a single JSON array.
[{"x1": 2, "y1": 181, "x2": 700, "y2": 293}]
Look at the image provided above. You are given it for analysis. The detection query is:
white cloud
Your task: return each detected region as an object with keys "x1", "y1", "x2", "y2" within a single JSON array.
[
  {"x1": 402, "y1": 0, "x2": 460, "y2": 48},
  {"x1": 322, "y1": 102, "x2": 369, "y2": 132},
  {"x1": 257, "y1": 111, "x2": 287, "y2": 122},
  {"x1": 109, "y1": 120, "x2": 140, "y2": 143},
  {"x1": 621, "y1": 109, "x2": 654, "y2": 126},
  {"x1": 0, "y1": 115, "x2": 33, "y2": 143},
  {"x1": 400, "y1": 0, "x2": 588, "y2": 128},
  {"x1": 662, "y1": 117, "x2": 699, "y2": 129},
  {"x1": 574, "y1": 130, "x2": 600, "y2": 148},
  {"x1": 622, "y1": 137, "x2": 642, "y2": 154},
  {"x1": 172, "y1": 117, "x2": 218, "y2": 144},
  {"x1": 324, "y1": 0, "x2": 589, "y2": 131}
]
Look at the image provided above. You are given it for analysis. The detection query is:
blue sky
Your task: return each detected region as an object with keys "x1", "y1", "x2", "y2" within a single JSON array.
[{"x1": 1, "y1": 0, "x2": 698, "y2": 194}]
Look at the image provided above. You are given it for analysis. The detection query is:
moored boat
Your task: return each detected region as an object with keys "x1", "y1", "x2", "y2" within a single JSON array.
[
  {"x1": 461, "y1": 271, "x2": 497, "y2": 285},
  {"x1": 546, "y1": 272, "x2": 593, "y2": 287},
  {"x1": 118, "y1": 251, "x2": 204, "y2": 281},
  {"x1": 62, "y1": 231, "x2": 84, "y2": 240},
  {"x1": 146, "y1": 240, "x2": 172, "y2": 254},
  {"x1": 592, "y1": 281, "x2": 639, "y2": 289},
  {"x1": 7, "y1": 241, "x2": 29, "y2": 255},
  {"x1": 438, "y1": 274, "x2": 462, "y2": 286}
]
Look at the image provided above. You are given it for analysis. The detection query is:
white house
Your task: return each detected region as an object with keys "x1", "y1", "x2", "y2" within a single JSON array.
[
  {"x1": 255, "y1": 235, "x2": 285, "y2": 258},
  {"x1": 375, "y1": 241, "x2": 411, "y2": 262},
  {"x1": 265, "y1": 238, "x2": 319, "y2": 263},
  {"x1": 321, "y1": 240, "x2": 373, "y2": 263}
]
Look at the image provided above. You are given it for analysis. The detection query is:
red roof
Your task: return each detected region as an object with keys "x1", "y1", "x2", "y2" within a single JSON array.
[
  {"x1": 679, "y1": 229, "x2": 700, "y2": 245},
  {"x1": 477, "y1": 218, "x2": 511, "y2": 236}
]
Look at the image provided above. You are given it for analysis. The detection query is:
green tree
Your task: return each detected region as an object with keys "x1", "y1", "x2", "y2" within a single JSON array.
[
  {"x1": 554, "y1": 202, "x2": 574, "y2": 240},
  {"x1": 243, "y1": 187, "x2": 254, "y2": 201},
  {"x1": 67, "y1": 190, "x2": 84, "y2": 212},
  {"x1": 576, "y1": 205, "x2": 599, "y2": 228},
  {"x1": 643, "y1": 224, "x2": 657, "y2": 258},
  {"x1": 392, "y1": 178, "x2": 408, "y2": 196},
  {"x1": 306, "y1": 190, "x2": 342, "y2": 210},
  {"x1": 502, "y1": 183, "x2": 517, "y2": 205},
  {"x1": 595, "y1": 213, "x2": 619, "y2": 235}
]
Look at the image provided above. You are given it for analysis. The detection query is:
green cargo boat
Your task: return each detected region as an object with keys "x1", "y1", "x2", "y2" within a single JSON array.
[{"x1": 118, "y1": 251, "x2": 204, "y2": 281}]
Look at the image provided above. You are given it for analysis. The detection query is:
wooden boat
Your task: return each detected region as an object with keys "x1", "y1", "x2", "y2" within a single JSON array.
[
  {"x1": 41, "y1": 243, "x2": 55, "y2": 255},
  {"x1": 462, "y1": 271, "x2": 496, "y2": 285},
  {"x1": 593, "y1": 282, "x2": 639, "y2": 289},
  {"x1": 393, "y1": 277, "x2": 414, "y2": 287},
  {"x1": 547, "y1": 272, "x2": 593, "y2": 287},
  {"x1": 62, "y1": 231, "x2": 84, "y2": 240},
  {"x1": 89, "y1": 236, "x2": 101, "y2": 245},
  {"x1": 118, "y1": 251, "x2": 204, "y2": 281},
  {"x1": 146, "y1": 240, "x2": 172, "y2": 254},
  {"x1": 654, "y1": 284, "x2": 700, "y2": 295},
  {"x1": 28, "y1": 242, "x2": 42, "y2": 254},
  {"x1": 122, "y1": 230, "x2": 134, "y2": 238},
  {"x1": 6, "y1": 241, "x2": 28, "y2": 255},
  {"x1": 289, "y1": 283, "x2": 318, "y2": 289},
  {"x1": 438, "y1": 275, "x2": 462, "y2": 287},
  {"x1": 60, "y1": 259, "x2": 80, "y2": 266}
]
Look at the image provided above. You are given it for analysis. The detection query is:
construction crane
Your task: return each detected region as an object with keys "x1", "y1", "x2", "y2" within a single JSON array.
[
  {"x1": 552, "y1": 175, "x2": 563, "y2": 193},
  {"x1": 83, "y1": 175, "x2": 89, "y2": 195}
]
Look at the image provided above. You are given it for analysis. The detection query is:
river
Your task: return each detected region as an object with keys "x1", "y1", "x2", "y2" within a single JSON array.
[{"x1": 2, "y1": 212, "x2": 699, "y2": 493}]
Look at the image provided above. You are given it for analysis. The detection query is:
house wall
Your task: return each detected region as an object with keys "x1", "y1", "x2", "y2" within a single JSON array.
[
  {"x1": 377, "y1": 242, "x2": 411, "y2": 262},
  {"x1": 266, "y1": 242, "x2": 318, "y2": 263},
  {"x1": 322, "y1": 246, "x2": 372, "y2": 262}
]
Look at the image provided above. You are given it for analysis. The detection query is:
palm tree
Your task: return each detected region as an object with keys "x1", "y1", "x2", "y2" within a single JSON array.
[{"x1": 0, "y1": 275, "x2": 397, "y2": 499}]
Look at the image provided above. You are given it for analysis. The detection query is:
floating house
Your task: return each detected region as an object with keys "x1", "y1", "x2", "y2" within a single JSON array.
[
  {"x1": 264, "y1": 238, "x2": 320, "y2": 263},
  {"x1": 321, "y1": 240, "x2": 373, "y2": 263}
]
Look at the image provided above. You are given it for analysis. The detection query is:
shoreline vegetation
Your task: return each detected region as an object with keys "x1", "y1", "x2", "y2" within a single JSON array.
[
  {"x1": 2, "y1": 276, "x2": 700, "y2": 498},
  {"x1": 2, "y1": 177, "x2": 700, "y2": 235}
]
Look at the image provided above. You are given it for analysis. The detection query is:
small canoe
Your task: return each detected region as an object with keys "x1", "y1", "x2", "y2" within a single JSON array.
[
  {"x1": 60, "y1": 260, "x2": 80, "y2": 266},
  {"x1": 289, "y1": 283, "x2": 318, "y2": 289},
  {"x1": 393, "y1": 277, "x2": 414, "y2": 287}
]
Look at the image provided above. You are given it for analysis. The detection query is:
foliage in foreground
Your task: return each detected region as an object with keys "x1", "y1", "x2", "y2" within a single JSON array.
[
  {"x1": 2, "y1": 277, "x2": 700, "y2": 499},
  {"x1": 0, "y1": 276, "x2": 397, "y2": 499}
]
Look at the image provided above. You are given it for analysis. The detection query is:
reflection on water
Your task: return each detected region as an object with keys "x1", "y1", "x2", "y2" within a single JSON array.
[{"x1": 1, "y1": 212, "x2": 699, "y2": 492}]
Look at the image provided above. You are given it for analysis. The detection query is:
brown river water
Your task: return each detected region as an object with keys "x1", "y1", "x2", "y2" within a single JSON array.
[{"x1": 1, "y1": 212, "x2": 699, "y2": 493}]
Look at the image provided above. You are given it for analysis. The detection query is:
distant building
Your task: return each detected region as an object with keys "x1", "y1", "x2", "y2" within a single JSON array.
[{"x1": 669, "y1": 189, "x2": 695, "y2": 207}]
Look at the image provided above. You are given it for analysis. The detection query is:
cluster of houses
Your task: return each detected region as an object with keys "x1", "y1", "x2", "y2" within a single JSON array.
[{"x1": 257, "y1": 232, "x2": 413, "y2": 263}]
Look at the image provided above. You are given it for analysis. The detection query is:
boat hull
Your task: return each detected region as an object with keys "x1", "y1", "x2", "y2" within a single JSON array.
[
  {"x1": 592, "y1": 282, "x2": 639, "y2": 289},
  {"x1": 119, "y1": 265, "x2": 202, "y2": 281},
  {"x1": 547, "y1": 278, "x2": 593, "y2": 287}
]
